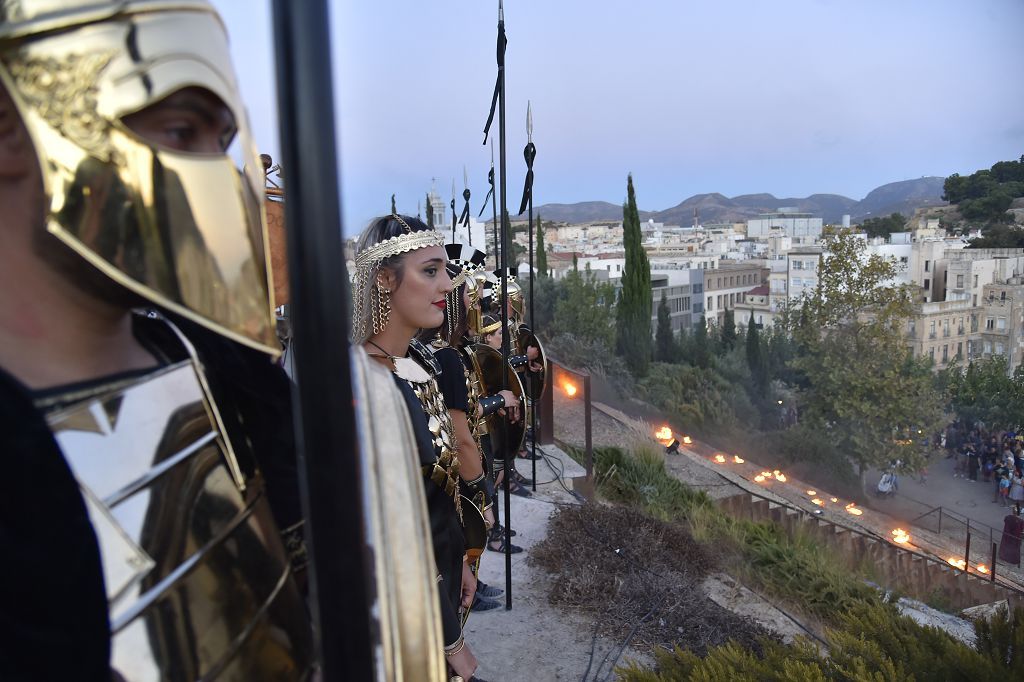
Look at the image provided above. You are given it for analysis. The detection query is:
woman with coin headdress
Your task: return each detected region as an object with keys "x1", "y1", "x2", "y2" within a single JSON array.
[{"x1": 352, "y1": 214, "x2": 481, "y2": 680}]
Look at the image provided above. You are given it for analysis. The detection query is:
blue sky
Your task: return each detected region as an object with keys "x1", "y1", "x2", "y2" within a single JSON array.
[{"x1": 212, "y1": 0, "x2": 1024, "y2": 234}]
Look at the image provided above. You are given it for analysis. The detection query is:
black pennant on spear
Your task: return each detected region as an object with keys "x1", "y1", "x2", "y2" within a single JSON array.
[
  {"x1": 481, "y1": 0, "x2": 514, "y2": 610},
  {"x1": 459, "y1": 166, "x2": 472, "y2": 245},
  {"x1": 520, "y1": 100, "x2": 540, "y2": 492}
]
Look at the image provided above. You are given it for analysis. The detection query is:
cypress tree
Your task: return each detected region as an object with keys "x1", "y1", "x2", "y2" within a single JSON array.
[
  {"x1": 746, "y1": 312, "x2": 769, "y2": 392},
  {"x1": 694, "y1": 315, "x2": 710, "y2": 369},
  {"x1": 721, "y1": 308, "x2": 737, "y2": 351},
  {"x1": 616, "y1": 173, "x2": 652, "y2": 376},
  {"x1": 391, "y1": 193, "x2": 397, "y2": 214},
  {"x1": 655, "y1": 290, "x2": 675, "y2": 362},
  {"x1": 536, "y1": 215, "x2": 549, "y2": 278},
  {"x1": 425, "y1": 192, "x2": 434, "y2": 230}
]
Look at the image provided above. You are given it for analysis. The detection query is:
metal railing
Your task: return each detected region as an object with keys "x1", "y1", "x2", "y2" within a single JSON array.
[{"x1": 910, "y1": 504, "x2": 1022, "y2": 572}]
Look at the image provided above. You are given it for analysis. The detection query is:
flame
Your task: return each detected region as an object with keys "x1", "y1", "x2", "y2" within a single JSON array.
[
  {"x1": 807, "y1": 490, "x2": 817, "y2": 496},
  {"x1": 811, "y1": 498, "x2": 824, "y2": 506},
  {"x1": 830, "y1": 497, "x2": 839, "y2": 503},
  {"x1": 682, "y1": 436, "x2": 693, "y2": 445},
  {"x1": 977, "y1": 564, "x2": 989, "y2": 574},
  {"x1": 845, "y1": 503, "x2": 863, "y2": 516},
  {"x1": 563, "y1": 381, "x2": 578, "y2": 397},
  {"x1": 947, "y1": 557, "x2": 966, "y2": 570},
  {"x1": 776, "y1": 473, "x2": 787, "y2": 482},
  {"x1": 760, "y1": 471, "x2": 774, "y2": 479},
  {"x1": 733, "y1": 455, "x2": 745, "y2": 464},
  {"x1": 655, "y1": 426, "x2": 673, "y2": 441},
  {"x1": 714, "y1": 454, "x2": 726, "y2": 463},
  {"x1": 754, "y1": 474, "x2": 766, "y2": 482},
  {"x1": 891, "y1": 528, "x2": 910, "y2": 544}
]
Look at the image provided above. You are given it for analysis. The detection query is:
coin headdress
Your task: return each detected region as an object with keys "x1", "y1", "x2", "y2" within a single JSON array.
[{"x1": 352, "y1": 214, "x2": 445, "y2": 341}]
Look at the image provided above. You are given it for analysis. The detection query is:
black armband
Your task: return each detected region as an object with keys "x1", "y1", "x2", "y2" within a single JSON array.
[
  {"x1": 509, "y1": 354, "x2": 528, "y2": 368},
  {"x1": 479, "y1": 393, "x2": 506, "y2": 417},
  {"x1": 463, "y1": 472, "x2": 496, "y2": 511}
]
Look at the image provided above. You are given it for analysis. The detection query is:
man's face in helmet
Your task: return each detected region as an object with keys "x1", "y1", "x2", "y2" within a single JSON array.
[{"x1": 121, "y1": 86, "x2": 236, "y2": 154}]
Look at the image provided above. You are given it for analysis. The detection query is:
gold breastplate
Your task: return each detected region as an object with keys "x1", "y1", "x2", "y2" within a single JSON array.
[{"x1": 43, "y1": 357, "x2": 313, "y2": 680}]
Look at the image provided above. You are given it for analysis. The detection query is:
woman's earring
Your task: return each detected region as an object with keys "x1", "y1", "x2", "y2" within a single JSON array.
[{"x1": 374, "y1": 283, "x2": 391, "y2": 334}]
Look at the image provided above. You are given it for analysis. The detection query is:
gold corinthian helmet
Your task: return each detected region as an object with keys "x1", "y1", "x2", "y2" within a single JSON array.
[{"x1": 0, "y1": 0, "x2": 277, "y2": 353}]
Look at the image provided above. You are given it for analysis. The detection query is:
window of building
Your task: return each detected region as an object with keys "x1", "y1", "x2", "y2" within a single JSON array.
[
  {"x1": 929, "y1": 321, "x2": 936, "y2": 338},
  {"x1": 693, "y1": 283, "x2": 702, "y2": 294},
  {"x1": 1001, "y1": 291, "x2": 1006, "y2": 300},
  {"x1": 929, "y1": 347, "x2": 935, "y2": 360},
  {"x1": 986, "y1": 318, "x2": 995, "y2": 330},
  {"x1": 925, "y1": 260, "x2": 931, "y2": 272},
  {"x1": 924, "y1": 279, "x2": 930, "y2": 290},
  {"x1": 974, "y1": 274, "x2": 979, "y2": 288},
  {"x1": 957, "y1": 342, "x2": 963, "y2": 358},
  {"x1": 792, "y1": 277, "x2": 802, "y2": 287},
  {"x1": 707, "y1": 296, "x2": 712, "y2": 310},
  {"x1": 942, "y1": 346, "x2": 948, "y2": 363},
  {"x1": 793, "y1": 260, "x2": 804, "y2": 270},
  {"x1": 730, "y1": 293, "x2": 735, "y2": 306},
  {"x1": 717, "y1": 295, "x2": 723, "y2": 308},
  {"x1": 998, "y1": 317, "x2": 1006, "y2": 330},
  {"x1": 956, "y1": 274, "x2": 964, "y2": 288},
  {"x1": 996, "y1": 342, "x2": 1005, "y2": 355},
  {"x1": 984, "y1": 341, "x2": 992, "y2": 354}
]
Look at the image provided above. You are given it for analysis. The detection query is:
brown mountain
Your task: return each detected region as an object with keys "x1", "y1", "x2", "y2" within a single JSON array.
[{"x1": 517, "y1": 178, "x2": 945, "y2": 225}]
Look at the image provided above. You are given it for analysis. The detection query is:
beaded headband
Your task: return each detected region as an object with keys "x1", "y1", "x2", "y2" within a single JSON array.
[{"x1": 351, "y1": 215, "x2": 446, "y2": 341}]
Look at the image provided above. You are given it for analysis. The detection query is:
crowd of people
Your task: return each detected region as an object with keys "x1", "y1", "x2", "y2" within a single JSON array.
[
  {"x1": 946, "y1": 425, "x2": 1024, "y2": 513},
  {"x1": 0, "y1": 3, "x2": 541, "y2": 681}
]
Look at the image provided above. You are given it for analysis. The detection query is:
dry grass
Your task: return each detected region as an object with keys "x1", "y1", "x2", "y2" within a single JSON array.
[{"x1": 530, "y1": 503, "x2": 775, "y2": 655}]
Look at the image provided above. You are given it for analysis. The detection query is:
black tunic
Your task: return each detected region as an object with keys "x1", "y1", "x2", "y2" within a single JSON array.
[
  {"x1": 391, "y1": 374, "x2": 465, "y2": 647},
  {"x1": 0, "y1": 313, "x2": 307, "y2": 681}
]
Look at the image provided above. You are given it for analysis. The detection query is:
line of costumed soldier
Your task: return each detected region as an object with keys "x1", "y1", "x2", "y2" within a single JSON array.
[
  {"x1": 349, "y1": 216, "x2": 546, "y2": 681},
  {"x1": 0, "y1": 1, "x2": 546, "y2": 681}
]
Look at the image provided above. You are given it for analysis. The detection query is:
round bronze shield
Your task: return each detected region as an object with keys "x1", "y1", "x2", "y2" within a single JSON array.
[{"x1": 468, "y1": 343, "x2": 527, "y2": 457}]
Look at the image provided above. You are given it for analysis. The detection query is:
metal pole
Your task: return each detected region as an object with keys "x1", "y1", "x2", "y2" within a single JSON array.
[
  {"x1": 991, "y1": 541, "x2": 997, "y2": 582},
  {"x1": 964, "y1": 531, "x2": 971, "y2": 572},
  {"x1": 584, "y1": 373, "x2": 593, "y2": 482},
  {"x1": 270, "y1": 1, "x2": 372, "y2": 679},
  {"x1": 494, "y1": 0, "x2": 513, "y2": 612},
  {"x1": 526, "y1": 127, "x2": 537, "y2": 493}
]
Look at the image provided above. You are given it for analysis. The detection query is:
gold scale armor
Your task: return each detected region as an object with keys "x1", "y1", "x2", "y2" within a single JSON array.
[{"x1": 406, "y1": 339, "x2": 462, "y2": 520}]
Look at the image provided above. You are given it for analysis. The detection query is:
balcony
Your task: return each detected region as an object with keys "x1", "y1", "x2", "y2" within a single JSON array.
[{"x1": 928, "y1": 332, "x2": 937, "y2": 340}]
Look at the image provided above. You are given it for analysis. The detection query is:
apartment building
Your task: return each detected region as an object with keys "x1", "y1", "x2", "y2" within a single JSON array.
[
  {"x1": 906, "y1": 298, "x2": 975, "y2": 370},
  {"x1": 703, "y1": 262, "x2": 769, "y2": 325},
  {"x1": 976, "y1": 279, "x2": 1024, "y2": 369}
]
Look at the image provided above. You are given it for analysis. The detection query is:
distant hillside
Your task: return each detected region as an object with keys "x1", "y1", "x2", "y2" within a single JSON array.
[{"x1": 516, "y1": 177, "x2": 946, "y2": 226}]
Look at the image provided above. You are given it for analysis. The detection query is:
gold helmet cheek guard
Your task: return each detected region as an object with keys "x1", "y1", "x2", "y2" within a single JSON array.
[
  {"x1": 0, "y1": 8, "x2": 277, "y2": 354},
  {"x1": 464, "y1": 277, "x2": 484, "y2": 337}
]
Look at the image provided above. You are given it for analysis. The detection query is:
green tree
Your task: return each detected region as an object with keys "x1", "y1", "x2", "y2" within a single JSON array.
[
  {"x1": 536, "y1": 214, "x2": 549, "y2": 278},
  {"x1": 655, "y1": 290, "x2": 676, "y2": 362},
  {"x1": 425, "y1": 192, "x2": 434, "y2": 230},
  {"x1": 552, "y1": 264, "x2": 617, "y2": 349},
  {"x1": 858, "y1": 212, "x2": 906, "y2": 238},
  {"x1": 746, "y1": 312, "x2": 768, "y2": 394},
  {"x1": 795, "y1": 232, "x2": 945, "y2": 482},
  {"x1": 720, "y1": 308, "x2": 737, "y2": 352},
  {"x1": 391, "y1": 193, "x2": 397, "y2": 215},
  {"x1": 944, "y1": 356, "x2": 1024, "y2": 430},
  {"x1": 692, "y1": 315, "x2": 711, "y2": 369},
  {"x1": 616, "y1": 174, "x2": 653, "y2": 375}
]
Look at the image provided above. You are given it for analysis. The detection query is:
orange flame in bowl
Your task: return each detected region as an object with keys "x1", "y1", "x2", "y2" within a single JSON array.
[
  {"x1": 655, "y1": 426, "x2": 672, "y2": 441},
  {"x1": 714, "y1": 454, "x2": 726, "y2": 463},
  {"x1": 811, "y1": 498, "x2": 824, "y2": 506},
  {"x1": 754, "y1": 474, "x2": 766, "y2": 483},
  {"x1": 845, "y1": 503, "x2": 863, "y2": 516},
  {"x1": 978, "y1": 564, "x2": 990, "y2": 574},
  {"x1": 891, "y1": 528, "x2": 910, "y2": 544},
  {"x1": 682, "y1": 436, "x2": 693, "y2": 445},
  {"x1": 947, "y1": 557, "x2": 966, "y2": 570},
  {"x1": 733, "y1": 455, "x2": 744, "y2": 464}
]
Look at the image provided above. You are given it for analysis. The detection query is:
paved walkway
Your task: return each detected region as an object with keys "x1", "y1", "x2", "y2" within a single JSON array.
[{"x1": 864, "y1": 453, "x2": 1017, "y2": 550}]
